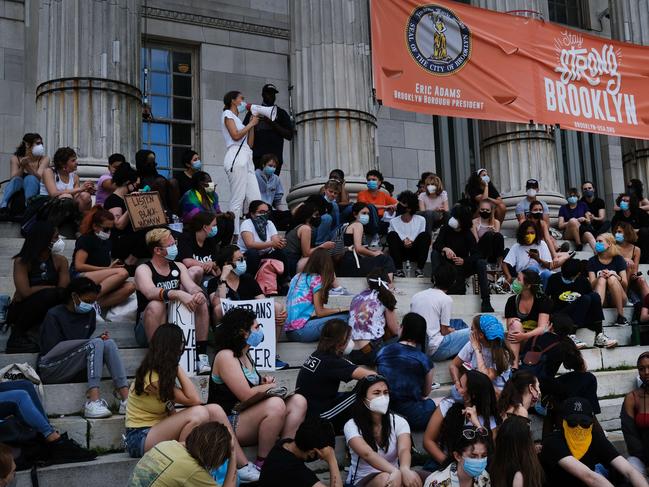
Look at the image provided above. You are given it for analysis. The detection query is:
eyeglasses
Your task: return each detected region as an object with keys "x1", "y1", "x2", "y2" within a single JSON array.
[
  {"x1": 365, "y1": 374, "x2": 388, "y2": 384},
  {"x1": 566, "y1": 418, "x2": 592, "y2": 428},
  {"x1": 461, "y1": 427, "x2": 489, "y2": 440}
]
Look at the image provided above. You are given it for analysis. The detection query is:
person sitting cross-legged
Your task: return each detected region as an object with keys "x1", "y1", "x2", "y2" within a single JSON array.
[
  {"x1": 134, "y1": 228, "x2": 211, "y2": 374},
  {"x1": 387, "y1": 190, "x2": 431, "y2": 278}
]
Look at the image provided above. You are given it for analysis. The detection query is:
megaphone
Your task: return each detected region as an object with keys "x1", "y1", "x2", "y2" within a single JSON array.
[{"x1": 246, "y1": 104, "x2": 277, "y2": 121}]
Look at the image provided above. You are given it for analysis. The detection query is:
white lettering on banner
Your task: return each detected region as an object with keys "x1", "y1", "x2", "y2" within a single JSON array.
[
  {"x1": 394, "y1": 84, "x2": 482, "y2": 111},
  {"x1": 546, "y1": 31, "x2": 637, "y2": 127},
  {"x1": 221, "y1": 298, "x2": 276, "y2": 371}
]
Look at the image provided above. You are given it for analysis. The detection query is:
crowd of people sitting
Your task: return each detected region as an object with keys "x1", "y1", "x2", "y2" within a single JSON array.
[{"x1": 0, "y1": 128, "x2": 647, "y2": 486}]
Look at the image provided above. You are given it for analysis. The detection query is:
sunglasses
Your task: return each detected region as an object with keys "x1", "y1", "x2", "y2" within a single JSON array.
[
  {"x1": 462, "y1": 427, "x2": 489, "y2": 440},
  {"x1": 566, "y1": 418, "x2": 593, "y2": 428},
  {"x1": 365, "y1": 374, "x2": 388, "y2": 384}
]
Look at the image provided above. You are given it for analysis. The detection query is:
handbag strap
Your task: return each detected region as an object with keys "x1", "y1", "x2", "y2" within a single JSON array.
[
  {"x1": 229, "y1": 139, "x2": 246, "y2": 173},
  {"x1": 530, "y1": 334, "x2": 560, "y2": 354}
]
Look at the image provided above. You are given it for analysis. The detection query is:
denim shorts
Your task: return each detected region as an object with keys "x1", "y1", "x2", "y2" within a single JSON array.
[{"x1": 124, "y1": 427, "x2": 151, "y2": 458}]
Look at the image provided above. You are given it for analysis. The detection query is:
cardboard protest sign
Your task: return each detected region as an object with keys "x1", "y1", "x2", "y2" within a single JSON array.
[
  {"x1": 167, "y1": 301, "x2": 196, "y2": 376},
  {"x1": 221, "y1": 298, "x2": 276, "y2": 371},
  {"x1": 125, "y1": 191, "x2": 166, "y2": 230}
]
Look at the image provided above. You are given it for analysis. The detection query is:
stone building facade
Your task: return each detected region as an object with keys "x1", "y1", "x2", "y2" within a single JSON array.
[{"x1": 0, "y1": 0, "x2": 647, "y2": 218}]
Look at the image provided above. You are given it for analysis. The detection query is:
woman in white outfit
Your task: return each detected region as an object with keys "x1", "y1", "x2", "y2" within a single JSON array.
[{"x1": 222, "y1": 91, "x2": 262, "y2": 236}]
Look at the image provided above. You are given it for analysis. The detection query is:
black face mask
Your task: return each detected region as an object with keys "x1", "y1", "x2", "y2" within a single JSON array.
[
  {"x1": 396, "y1": 205, "x2": 408, "y2": 216},
  {"x1": 311, "y1": 216, "x2": 322, "y2": 228},
  {"x1": 479, "y1": 211, "x2": 491, "y2": 219},
  {"x1": 530, "y1": 212, "x2": 543, "y2": 219}
]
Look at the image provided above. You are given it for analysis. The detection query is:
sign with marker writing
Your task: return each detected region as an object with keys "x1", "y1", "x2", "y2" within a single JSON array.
[
  {"x1": 167, "y1": 302, "x2": 196, "y2": 376},
  {"x1": 221, "y1": 298, "x2": 276, "y2": 371},
  {"x1": 124, "y1": 191, "x2": 166, "y2": 230}
]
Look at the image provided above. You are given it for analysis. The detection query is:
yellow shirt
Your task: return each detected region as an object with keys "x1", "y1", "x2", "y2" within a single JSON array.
[
  {"x1": 127, "y1": 440, "x2": 217, "y2": 486},
  {"x1": 125, "y1": 371, "x2": 169, "y2": 428}
]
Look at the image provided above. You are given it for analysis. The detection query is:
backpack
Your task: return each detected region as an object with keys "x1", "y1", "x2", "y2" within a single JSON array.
[
  {"x1": 0, "y1": 364, "x2": 45, "y2": 400},
  {"x1": 255, "y1": 258, "x2": 284, "y2": 296},
  {"x1": 328, "y1": 223, "x2": 349, "y2": 260},
  {"x1": 519, "y1": 335, "x2": 560, "y2": 378},
  {"x1": 21, "y1": 196, "x2": 77, "y2": 237}
]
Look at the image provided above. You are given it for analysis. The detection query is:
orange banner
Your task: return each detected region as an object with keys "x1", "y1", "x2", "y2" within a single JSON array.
[{"x1": 370, "y1": 0, "x2": 649, "y2": 140}]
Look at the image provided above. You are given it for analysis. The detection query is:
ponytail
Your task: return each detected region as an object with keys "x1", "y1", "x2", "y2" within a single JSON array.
[
  {"x1": 79, "y1": 205, "x2": 114, "y2": 235},
  {"x1": 366, "y1": 268, "x2": 396, "y2": 311}
]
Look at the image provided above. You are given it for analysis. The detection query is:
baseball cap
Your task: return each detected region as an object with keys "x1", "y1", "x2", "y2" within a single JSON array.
[
  {"x1": 562, "y1": 397, "x2": 594, "y2": 425},
  {"x1": 262, "y1": 84, "x2": 279, "y2": 94},
  {"x1": 526, "y1": 179, "x2": 539, "y2": 189}
]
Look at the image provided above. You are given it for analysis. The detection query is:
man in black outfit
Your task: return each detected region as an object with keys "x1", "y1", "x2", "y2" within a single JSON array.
[
  {"x1": 580, "y1": 181, "x2": 610, "y2": 235},
  {"x1": 541, "y1": 397, "x2": 648, "y2": 487},
  {"x1": 243, "y1": 84, "x2": 293, "y2": 174},
  {"x1": 259, "y1": 419, "x2": 342, "y2": 487}
]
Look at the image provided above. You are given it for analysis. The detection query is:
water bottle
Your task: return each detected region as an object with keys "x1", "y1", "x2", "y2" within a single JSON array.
[{"x1": 169, "y1": 214, "x2": 183, "y2": 233}]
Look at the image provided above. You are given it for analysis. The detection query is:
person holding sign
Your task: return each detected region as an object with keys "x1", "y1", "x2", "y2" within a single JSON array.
[
  {"x1": 210, "y1": 245, "x2": 288, "y2": 369},
  {"x1": 222, "y1": 90, "x2": 262, "y2": 236},
  {"x1": 134, "y1": 228, "x2": 211, "y2": 374},
  {"x1": 124, "y1": 324, "x2": 260, "y2": 483},
  {"x1": 209, "y1": 307, "x2": 307, "y2": 469},
  {"x1": 179, "y1": 171, "x2": 234, "y2": 247},
  {"x1": 104, "y1": 163, "x2": 150, "y2": 264}
]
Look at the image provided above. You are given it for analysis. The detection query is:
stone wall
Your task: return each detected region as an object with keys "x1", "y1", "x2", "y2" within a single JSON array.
[{"x1": 0, "y1": 0, "x2": 25, "y2": 182}]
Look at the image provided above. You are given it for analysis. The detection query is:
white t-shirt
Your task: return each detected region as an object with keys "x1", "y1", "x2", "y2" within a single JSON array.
[
  {"x1": 410, "y1": 288, "x2": 452, "y2": 354},
  {"x1": 456, "y1": 342, "x2": 511, "y2": 390},
  {"x1": 503, "y1": 241, "x2": 552, "y2": 273},
  {"x1": 418, "y1": 191, "x2": 448, "y2": 211},
  {"x1": 221, "y1": 110, "x2": 247, "y2": 149},
  {"x1": 344, "y1": 414, "x2": 410, "y2": 485},
  {"x1": 237, "y1": 219, "x2": 278, "y2": 254},
  {"x1": 388, "y1": 215, "x2": 426, "y2": 242}
]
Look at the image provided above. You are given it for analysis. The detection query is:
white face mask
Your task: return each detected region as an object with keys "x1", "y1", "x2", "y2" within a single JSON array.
[
  {"x1": 366, "y1": 395, "x2": 389, "y2": 415},
  {"x1": 526, "y1": 188, "x2": 537, "y2": 198},
  {"x1": 50, "y1": 238, "x2": 65, "y2": 255},
  {"x1": 96, "y1": 230, "x2": 111, "y2": 241},
  {"x1": 447, "y1": 217, "x2": 459, "y2": 229},
  {"x1": 31, "y1": 144, "x2": 45, "y2": 157},
  {"x1": 427, "y1": 184, "x2": 437, "y2": 194},
  {"x1": 343, "y1": 339, "x2": 354, "y2": 355}
]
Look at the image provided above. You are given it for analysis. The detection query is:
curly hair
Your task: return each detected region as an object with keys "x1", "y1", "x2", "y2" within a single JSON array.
[
  {"x1": 516, "y1": 220, "x2": 541, "y2": 246},
  {"x1": 133, "y1": 324, "x2": 185, "y2": 403}
]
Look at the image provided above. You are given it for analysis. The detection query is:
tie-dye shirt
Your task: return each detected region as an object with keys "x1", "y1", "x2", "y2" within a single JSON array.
[
  {"x1": 285, "y1": 273, "x2": 322, "y2": 332},
  {"x1": 179, "y1": 189, "x2": 221, "y2": 223},
  {"x1": 348, "y1": 289, "x2": 386, "y2": 341}
]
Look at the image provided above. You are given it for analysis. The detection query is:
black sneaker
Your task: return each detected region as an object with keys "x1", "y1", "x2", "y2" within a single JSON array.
[
  {"x1": 49, "y1": 433, "x2": 96, "y2": 465},
  {"x1": 559, "y1": 242, "x2": 570, "y2": 253},
  {"x1": 394, "y1": 270, "x2": 406, "y2": 278},
  {"x1": 575, "y1": 244, "x2": 583, "y2": 251},
  {"x1": 615, "y1": 315, "x2": 630, "y2": 326},
  {"x1": 481, "y1": 300, "x2": 494, "y2": 313}
]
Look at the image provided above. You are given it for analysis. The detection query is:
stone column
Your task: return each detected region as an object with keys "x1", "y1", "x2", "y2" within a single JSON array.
[
  {"x1": 35, "y1": 0, "x2": 142, "y2": 179},
  {"x1": 474, "y1": 0, "x2": 564, "y2": 226},
  {"x1": 610, "y1": 0, "x2": 649, "y2": 186},
  {"x1": 287, "y1": 0, "x2": 376, "y2": 205}
]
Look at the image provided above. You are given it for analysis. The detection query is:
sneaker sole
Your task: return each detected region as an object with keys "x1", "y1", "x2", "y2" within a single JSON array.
[{"x1": 84, "y1": 412, "x2": 112, "y2": 419}]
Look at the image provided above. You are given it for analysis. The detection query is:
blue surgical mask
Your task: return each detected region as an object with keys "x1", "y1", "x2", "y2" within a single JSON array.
[
  {"x1": 359, "y1": 214, "x2": 370, "y2": 225},
  {"x1": 561, "y1": 276, "x2": 575, "y2": 285},
  {"x1": 595, "y1": 241, "x2": 606, "y2": 253},
  {"x1": 237, "y1": 101, "x2": 247, "y2": 113},
  {"x1": 620, "y1": 201, "x2": 630, "y2": 211},
  {"x1": 615, "y1": 232, "x2": 625, "y2": 243},
  {"x1": 584, "y1": 190, "x2": 594, "y2": 198},
  {"x1": 567, "y1": 196, "x2": 578, "y2": 205},
  {"x1": 481, "y1": 175, "x2": 490, "y2": 184},
  {"x1": 367, "y1": 180, "x2": 379, "y2": 190},
  {"x1": 207, "y1": 226, "x2": 218, "y2": 238},
  {"x1": 234, "y1": 260, "x2": 247, "y2": 276},
  {"x1": 263, "y1": 166, "x2": 276, "y2": 176},
  {"x1": 210, "y1": 459, "x2": 228, "y2": 485},
  {"x1": 246, "y1": 329, "x2": 264, "y2": 347},
  {"x1": 191, "y1": 159, "x2": 202, "y2": 170},
  {"x1": 164, "y1": 244, "x2": 178, "y2": 261},
  {"x1": 463, "y1": 456, "x2": 488, "y2": 478},
  {"x1": 74, "y1": 296, "x2": 95, "y2": 314}
]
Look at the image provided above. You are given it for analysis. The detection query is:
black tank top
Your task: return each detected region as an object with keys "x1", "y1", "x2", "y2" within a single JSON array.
[
  {"x1": 208, "y1": 355, "x2": 261, "y2": 413},
  {"x1": 136, "y1": 261, "x2": 181, "y2": 315},
  {"x1": 27, "y1": 255, "x2": 58, "y2": 287}
]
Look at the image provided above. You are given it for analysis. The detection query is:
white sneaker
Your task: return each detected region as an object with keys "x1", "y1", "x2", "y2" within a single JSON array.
[
  {"x1": 569, "y1": 334, "x2": 588, "y2": 350},
  {"x1": 431, "y1": 382, "x2": 441, "y2": 390},
  {"x1": 238, "y1": 462, "x2": 260, "y2": 483},
  {"x1": 197, "y1": 354, "x2": 211, "y2": 375},
  {"x1": 329, "y1": 286, "x2": 351, "y2": 296},
  {"x1": 84, "y1": 399, "x2": 112, "y2": 419},
  {"x1": 594, "y1": 332, "x2": 618, "y2": 349},
  {"x1": 118, "y1": 399, "x2": 128, "y2": 415}
]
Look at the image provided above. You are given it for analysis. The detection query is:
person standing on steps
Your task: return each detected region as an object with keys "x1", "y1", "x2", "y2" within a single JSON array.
[
  {"x1": 243, "y1": 84, "x2": 293, "y2": 174},
  {"x1": 222, "y1": 90, "x2": 262, "y2": 237}
]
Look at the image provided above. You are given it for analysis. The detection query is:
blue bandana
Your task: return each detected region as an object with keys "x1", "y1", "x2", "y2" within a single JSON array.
[{"x1": 479, "y1": 314, "x2": 505, "y2": 342}]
